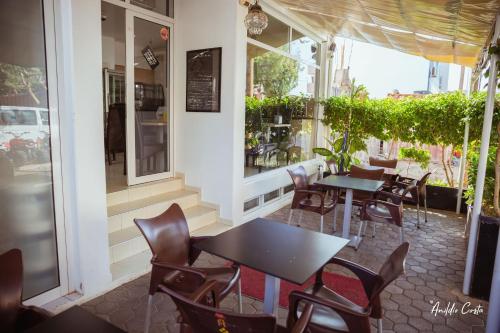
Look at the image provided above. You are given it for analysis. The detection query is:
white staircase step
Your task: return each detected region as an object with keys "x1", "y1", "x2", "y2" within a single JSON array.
[
  {"x1": 107, "y1": 189, "x2": 199, "y2": 217},
  {"x1": 110, "y1": 222, "x2": 233, "y2": 281},
  {"x1": 106, "y1": 177, "x2": 183, "y2": 206}
]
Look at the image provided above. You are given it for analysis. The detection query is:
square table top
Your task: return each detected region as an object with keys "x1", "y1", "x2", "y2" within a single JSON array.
[
  {"x1": 315, "y1": 175, "x2": 385, "y2": 192},
  {"x1": 194, "y1": 218, "x2": 349, "y2": 285},
  {"x1": 25, "y1": 306, "x2": 125, "y2": 333}
]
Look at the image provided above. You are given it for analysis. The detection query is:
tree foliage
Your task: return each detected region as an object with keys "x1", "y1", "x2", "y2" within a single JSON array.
[{"x1": 253, "y1": 52, "x2": 299, "y2": 97}]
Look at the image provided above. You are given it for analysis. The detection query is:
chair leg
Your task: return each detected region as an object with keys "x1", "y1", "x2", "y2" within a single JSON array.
[
  {"x1": 400, "y1": 227, "x2": 405, "y2": 243},
  {"x1": 332, "y1": 206, "x2": 338, "y2": 233},
  {"x1": 320, "y1": 215, "x2": 324, "y2": 233},
  {"x1": 377, "y1": 318, "x2": 383, "y2": 333},
  {"x1": 356, "y1": 221, "x2": 364, "y2": 251},
  {"x1": 362, "y1": 220, "x2": 368, "y2": 236},
  {"x1": 298, "y1": 210, "x2": 304, "y2": 227},
  {"x1": 288, "y1": 209, "x2": 294, "y2": 226},
  {"x1": 144, "y1": 294, "x2": 153, "y2": 333},
  {"x1": 372, "y1": 223, "x2": 376, "y2": 238},
  {"x1": 237, "y1": 278, "x2": 243, "y2": 313},
  {"x1": 424, "y1": 196, "x2": 428, "y2": 223},
  {"x1": 416, "y1": 199, "x2": 421, "y2": 229}
]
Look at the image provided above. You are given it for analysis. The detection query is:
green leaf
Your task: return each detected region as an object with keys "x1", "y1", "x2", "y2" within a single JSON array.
[{"x1": 312, "y1": 148, "x2": 333, "y2": 157}]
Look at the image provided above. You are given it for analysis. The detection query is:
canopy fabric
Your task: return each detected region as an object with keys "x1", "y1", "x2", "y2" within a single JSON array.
[{"x1": 274, "y1": 0, "x2": 500, "y2": 67}]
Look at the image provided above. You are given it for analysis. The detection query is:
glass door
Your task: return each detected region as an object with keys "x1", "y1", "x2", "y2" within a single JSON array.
[
  {"x1": 0, "y1": 0, "x2": 68, "y2": 304},
  {"x1": 125, "y1": 10, "x2": 173, "y2": 185}
]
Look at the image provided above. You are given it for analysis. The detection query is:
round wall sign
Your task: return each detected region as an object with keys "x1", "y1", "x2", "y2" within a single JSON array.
[{"x1": 160, "y1": 27, "x2": 169, "y2": 41}]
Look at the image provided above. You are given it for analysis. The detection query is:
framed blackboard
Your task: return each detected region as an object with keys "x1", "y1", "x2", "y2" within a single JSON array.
[{"x1": 186, "y1": 47, "x2": 222, "y2": 112}]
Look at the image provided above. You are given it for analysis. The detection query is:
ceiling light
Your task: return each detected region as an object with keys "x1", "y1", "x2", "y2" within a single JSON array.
[{"x1": 244, "y1": 0, "x2": 268, "y2": 36}]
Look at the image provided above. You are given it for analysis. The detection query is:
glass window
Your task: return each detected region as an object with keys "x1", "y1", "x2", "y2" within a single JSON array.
[
  {"x1": 244, "y1": 197, "x2": 259, "y2": 212},
  {"x1": 244, "y1": 44, "x2": 318, "y2": 177},
  {"x1": 130, "y1": 0, "x2": 173, "y2": 17},
  {"x1": 0, "y1": 0, "x2": 60, "y2": 299},
  {"x1": 248, "y1": 15, "x2": 289, "y2": 52},
  {"x1": 283, "y1": 184, "x2": 294, "y2": 194},
  {"x1": 291, "y1": 29, "x2": 320, "y2": 65},
  {"x1": 264, "y1": 189, "x2": 280, "y2": 203}
]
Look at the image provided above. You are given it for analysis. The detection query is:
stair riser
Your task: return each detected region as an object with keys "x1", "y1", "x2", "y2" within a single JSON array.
[
  {"x1": 187, "y1": 210, "x2": 218, "y2": 232},
  {"x1": 107, "y1": 178, "x2": 183, "y2": 206},
  {"x1": 108, "y1": 194, "x2": 199, "y2": 233}
]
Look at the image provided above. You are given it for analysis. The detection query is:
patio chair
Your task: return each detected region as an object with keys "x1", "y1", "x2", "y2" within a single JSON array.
[
  {"x1": 162, "y1": 280, "x2": 314, "y2": 333},
  {"x1": 287, "y1": 242, "x2": 410, "y2": 333},
  {"x1": 391, "y1": 172, "x2": 431, "y2": 228},
  {"x1": 0, "y1": 249, "x2": 52, "y2": 332},
  {"x1": 337, "y1": 165, "x2": 385, "y2": 207},
  {"x1": 134, "y1": 203, "x2": 242, "y2": 333},
  {"x1": 287, "y1": 166, "x2": 338, "y2": 233},
  {"x1": 356, "y1": 186, "x2": 416, "y2": 250}
]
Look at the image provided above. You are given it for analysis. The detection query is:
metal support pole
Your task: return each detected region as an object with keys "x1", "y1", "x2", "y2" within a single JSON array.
[
  {"x1": 456, "y1": 120, "x2": 470, "y2": 214},
  {"x1": 463, "y1": 14, "x2": 500, "y2": 296},
  {"x1": 486, "y1": 231, "x2": 500, "y2": 333}
]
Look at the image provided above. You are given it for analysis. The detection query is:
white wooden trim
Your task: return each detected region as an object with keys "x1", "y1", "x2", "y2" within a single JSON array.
[{"x1": 102, "y1": 0, "x2": 175, "y2": 25}]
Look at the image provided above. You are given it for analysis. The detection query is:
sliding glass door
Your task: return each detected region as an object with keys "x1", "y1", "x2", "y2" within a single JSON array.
[
  {"x1": 126, "y1": 10, "x2": 173, "y2": 185},
  {"x1": 0, "y1": 0, "x2": 67, "y2": 303}
]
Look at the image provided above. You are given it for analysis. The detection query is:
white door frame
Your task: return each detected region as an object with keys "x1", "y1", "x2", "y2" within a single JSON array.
[
  {"x1": 125, "y1": 9, "x2": 174, "y2": 185},
  {"x1": 23, "y1": 0, "x2": 69, "y2": 306}
]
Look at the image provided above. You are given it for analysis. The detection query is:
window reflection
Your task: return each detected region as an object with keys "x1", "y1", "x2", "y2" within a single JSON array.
[
  {"x1": 245, "y1": 43, "x2": 318, "y2": 178},
  {"x1": 130, "y1": 0, "x2": 173, "y2": 17},
  {"x1": 291, "y1": 29, "x2": 320, "y2": 65},
  {"x1": 247, "y1": 15, "x2": 290, "y2": 52}
]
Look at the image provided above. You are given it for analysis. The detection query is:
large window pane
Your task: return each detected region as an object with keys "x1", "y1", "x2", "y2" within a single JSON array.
[
  {"x1": 0, "y1": 0, "x2": 59, "y2": 299},
  {"x1": 131, "y1": 0, "x2": 173, "y2": 17},
  {"x1": 245, "y1": 44, "x2": 317, "y2": 178},
  {"x1": 291, "y1": 29, "x2": 320, "y2": 65},
  {"x1": 248, "y1": 15, "x2": 290, "y2": 52}
]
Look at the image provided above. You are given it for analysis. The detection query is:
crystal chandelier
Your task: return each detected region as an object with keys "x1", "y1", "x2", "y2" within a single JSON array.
[{"x1": 244, "y1": 0, "x2": 268, "y2": 36}]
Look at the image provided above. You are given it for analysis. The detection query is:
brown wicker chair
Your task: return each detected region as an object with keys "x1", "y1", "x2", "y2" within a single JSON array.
[
  {"x1": 162, "y1": 280, "x2": 314, "y2": 333},
  {"x1": 392, "y1": 172, "x2": 432, "y2": 228},
  {"x1": 0, "y1": 249, "x2": 52, "y2": 332},
  {"x1": 287, "y1": 242, "x2": 410, "y2": 333},
  {"x1": 134, "y1": 203, "x2": 241, "y2": 333},
  {"x1": 288, "y1": 166, "x2": 338, "y2": 233}
]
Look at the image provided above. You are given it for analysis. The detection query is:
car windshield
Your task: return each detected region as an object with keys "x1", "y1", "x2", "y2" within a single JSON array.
[{"x1": 0, "y1": 110, "x2": 37, "y2": 125}]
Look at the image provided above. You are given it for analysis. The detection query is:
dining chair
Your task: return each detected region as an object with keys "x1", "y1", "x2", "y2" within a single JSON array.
[
  {"x1": 287, "y1": 166, "x2": 338, "y2": 233},
  {"x1": 357, "y1": 187, "x2": 416, "y2": 250},
  {"x1": 162, "y1": 280, "x2": 314, "y2": 333},
  {"x1": 134, "y1": 203, "x2": 242, "y2": 333},
  {"x1": 287, "y1": 242, "x2": 410, "y2": 333},
  {"x1": 0, "y1": 249, "x2": 52, "y2": 332},
  {"x1": 392, "y1": 172, "x2": 431, "y2": 228}
]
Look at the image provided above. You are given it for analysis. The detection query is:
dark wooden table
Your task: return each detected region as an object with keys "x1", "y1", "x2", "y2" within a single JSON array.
[
  {"x1": 25, "y1": 306, "x2": 125, "y2": 333},
  {"x1": 315, "y1": 175, "x2": 385, "y2": 248},
  {"x1": 195, "y1": 218, "x2": 349, "y2": 315}
]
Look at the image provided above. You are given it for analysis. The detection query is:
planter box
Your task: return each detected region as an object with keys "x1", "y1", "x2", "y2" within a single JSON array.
[
  {"x1": 470, "y1": 212, "x2": 500, "y2": 300},
  {"x1": 425, "y1": 185, "x2": 467, "y2": 213}
]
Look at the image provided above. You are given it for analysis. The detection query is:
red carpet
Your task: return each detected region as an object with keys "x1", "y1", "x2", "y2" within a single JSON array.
[{"x1": 238, "y1": 265, "x2": 369, "y2": 308}]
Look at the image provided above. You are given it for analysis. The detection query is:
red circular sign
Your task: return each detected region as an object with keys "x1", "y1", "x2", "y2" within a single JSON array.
[{"x1": 160, "y1": 27, "x2": 169, "y2": 41}]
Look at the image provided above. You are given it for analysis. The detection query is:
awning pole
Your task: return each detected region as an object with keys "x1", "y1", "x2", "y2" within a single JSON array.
[
  {"x1": 456, "y1": 120, "x2": 470, "y2": 214},
  {"x1": 463, "y1": 14, "x2": 500, "y2": 296}
]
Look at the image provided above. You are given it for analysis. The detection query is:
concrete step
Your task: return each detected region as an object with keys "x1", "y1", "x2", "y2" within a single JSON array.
[
  {"x1": 108, "y1": 205, "x2": 218, "y2": 264},
  {"x1": 110, "y1": 222, "x2": 233, "y2": 281}
]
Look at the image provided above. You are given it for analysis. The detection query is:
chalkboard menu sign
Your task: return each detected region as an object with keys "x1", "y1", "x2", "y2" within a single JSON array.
[{"x1": 186, "y1": 47, "x2": 221, "y2": 112}]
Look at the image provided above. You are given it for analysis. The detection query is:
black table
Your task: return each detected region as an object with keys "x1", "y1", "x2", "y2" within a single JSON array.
[
  {"x1": 195, "y1": 218, "x2": 349, "y2": 315},
  {"x1": 25, "y1": 306, "x2": 125, "y2": 333},
  {"x1": 315, "y1": 175, "x2": 385, "y2": 248}
]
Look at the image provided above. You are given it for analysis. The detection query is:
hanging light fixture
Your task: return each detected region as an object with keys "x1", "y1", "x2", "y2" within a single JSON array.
[{"x1": 244, "y1": 0, "x2": 268, "y2": 36}]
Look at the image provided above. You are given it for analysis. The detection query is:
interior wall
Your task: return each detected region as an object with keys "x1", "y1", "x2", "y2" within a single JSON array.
[{"x1": 174, "y1": 0, "x2": 246, "y2": 223}]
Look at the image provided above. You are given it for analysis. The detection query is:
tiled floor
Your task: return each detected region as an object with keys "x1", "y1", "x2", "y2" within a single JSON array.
[{"x1": 82, "y1": 204, "x2": 489, "y2": 332}]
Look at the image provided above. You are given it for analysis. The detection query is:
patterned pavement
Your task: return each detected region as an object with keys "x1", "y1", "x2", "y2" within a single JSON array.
[{"x1": 82, "y1": 204, "x2": 489, "y2": 332}]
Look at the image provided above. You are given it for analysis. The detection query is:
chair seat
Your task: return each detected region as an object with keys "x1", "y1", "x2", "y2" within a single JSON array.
[
  {"x1": 162, "y1": 266, "x2": 237, "y2": 298},
  {"x1": 299, "y1": 285, "x2": 368, "y2": 333},
  {"x1": 365, "y1": 204, "x2": 394, "y2": 223},
  {"x1": 298, "y1": 198, "x2": 336, "y2": 214}
]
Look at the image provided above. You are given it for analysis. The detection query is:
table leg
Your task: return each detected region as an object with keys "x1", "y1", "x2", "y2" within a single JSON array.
[
  {"x1": 342, "y1": 189, "x2": 362, "y2": 248},
  {"x1": 263, "y1": 274, "x2": 280, "y2": 315}
]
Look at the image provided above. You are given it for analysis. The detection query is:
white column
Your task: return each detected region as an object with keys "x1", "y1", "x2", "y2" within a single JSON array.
[
  {"x1": 463, "y1": 15, "x2": 500, "y2": 295},
  {"x1": 456, "y1": 120, "x2": 469, "y2": 214}
]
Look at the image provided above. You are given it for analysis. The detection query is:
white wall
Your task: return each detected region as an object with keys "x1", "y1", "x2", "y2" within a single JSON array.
[
  {"x1": 63, "y1": 0, "x2": 112, "y2": 295},
  {"x1": 174, "y1": 0, "x2": 247, "y2": 223}
]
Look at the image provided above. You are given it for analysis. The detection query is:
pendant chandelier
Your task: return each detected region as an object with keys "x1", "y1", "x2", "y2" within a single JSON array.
[{"x1": 244, "y1": 0, "x2": 268, "y2": 36}]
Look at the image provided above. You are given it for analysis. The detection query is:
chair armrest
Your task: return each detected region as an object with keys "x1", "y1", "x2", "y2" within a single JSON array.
[
  {"x1": 295, "y1": 189, "x2": 325, "y2": 207},
  {"x1": 375, "y1": 191, "x2": 403, "y2": 205},
  {"x1": 152, "y1": 261, "x2": 207, "y2": 281},
  {"x1": 316, "y1": 257, "x2": 382, "y2": 301},
  {"x1": 190, "y1": 280, "x2": 219, "y2": 307},
  {"x1": 189, "y1": 236, "x2": 212, "y2": 265},
  {"x1": 290, "y1": 303, "x2": 313, "y2": 333}
]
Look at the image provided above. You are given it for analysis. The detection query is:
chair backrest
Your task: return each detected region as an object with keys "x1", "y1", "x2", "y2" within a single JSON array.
[
  {"x1": 326, "y1": 159, "x2": 338, "y2": 174},
  {"x1": 369, "y1": 242, "x2": 410, "y2": 301},
  {"x1": 418, "y1": 172, "x2": 432, "y2": 191},
  {"x1": 0, "y1": 249, "x2": 23, "y2": 329},
  {"x1": 163, "y1": 285, "x2": 278, "y2": 333},
  {"x1": 288, "y1": 166, "x2": 309, "y2": 190},
  {"x1": 134, "y1": 203, "x2": 190, "y2": 265},
  {"x1": 349, "y1": 165, "x2": 384, "y2": 181},
  {"x1": 106, "y1": 103, "x2": 126, "y2": 152},
  {"x1": 369, "y1": 157, "x2": 398, "y2": 169}
]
